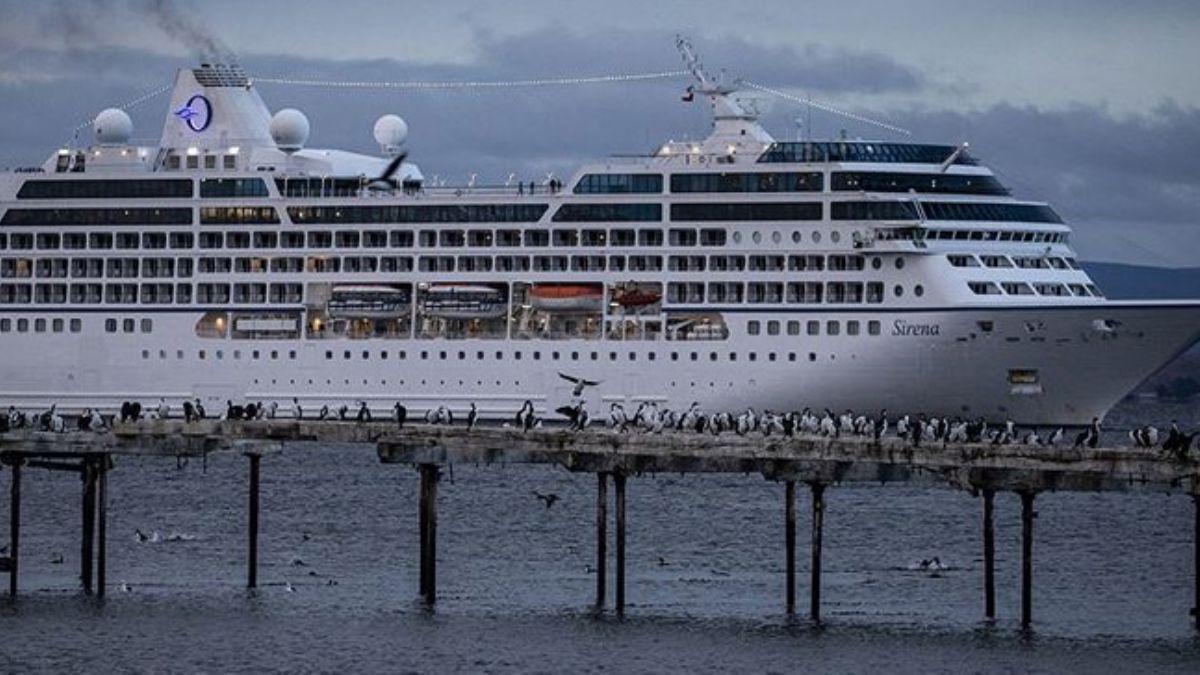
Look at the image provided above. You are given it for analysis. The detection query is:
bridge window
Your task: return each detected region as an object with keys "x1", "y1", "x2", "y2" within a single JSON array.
[
  {"x1": 830, "y1": 201, "x2": 918, "y2": 220},
  {"x1": 922, "y1": 202, "x2": 1062, "y2": 224},
  {"x1": 758, "y1": 142, "x2": 976, "y2": 165},
  {"x1": 17, "y1": 179, "x2": 193, "y2": 199},
  {"x1": 831, "y1": 172, "x2": 1007, "y2": 195}
]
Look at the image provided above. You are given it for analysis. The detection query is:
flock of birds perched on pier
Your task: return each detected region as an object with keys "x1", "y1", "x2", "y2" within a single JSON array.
[{"x1": 1, "y1": 392, "x2": 1197, "y2": 459}]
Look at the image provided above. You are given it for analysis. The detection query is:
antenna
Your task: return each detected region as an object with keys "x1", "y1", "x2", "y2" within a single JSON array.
[{"x1": 675, "y1": 35, "x2": 716, "y2": 89}]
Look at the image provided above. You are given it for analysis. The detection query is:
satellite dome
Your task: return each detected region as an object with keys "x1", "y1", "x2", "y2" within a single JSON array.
[
  {"x1": 373, "y1": 114, "x2": 408, "y2": 155},
  {"x1": 93, "y1": 108, "x2": 133, "y2": 146},
  {"x1": 270, "y1": 109, "x2": 310, "y2": 153}
]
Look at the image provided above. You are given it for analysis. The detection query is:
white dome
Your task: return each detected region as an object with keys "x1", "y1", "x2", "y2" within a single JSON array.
[
  {"x1": 93, "y1": 108, "x2": 133, "y2": 146},
  {"x1": 373, "y1": 114, "x2": 408, "y2": 154},
  {"x1": 270, "y1": 108, "x2": 310, "y2": 152}
]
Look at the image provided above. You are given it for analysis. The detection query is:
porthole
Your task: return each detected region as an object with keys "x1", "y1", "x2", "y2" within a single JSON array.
[
  {"x1": 894, "y1": 284, "x2": 904, "y2": 297},
  {"x1": 732, "y1": 231, "x2": 743, "y2": 244},
  {"x1": 812, "y1": 231, "x2": 822, "y2": 244},
  {"x1": 791, "y1": 231, "x2": 802, "y2": 244},
  {"x1": 895, "y1": 257, "x2": 906, "y2": 270},
  {"x1": 830, "y1": 231, "x2": 841, "y2": 243},
  {"x1": 871, "y1": 257, "x2": 882, "y2": 270},
  {"x1": 914, "y1": 284, "x2": 925, "y2": 297},
  {"x1": 752, "y1": 232, "x2": 762, "y2": 244},
  {"x1": 771, "y1": 231, "x2": 782, "y2": 244}
]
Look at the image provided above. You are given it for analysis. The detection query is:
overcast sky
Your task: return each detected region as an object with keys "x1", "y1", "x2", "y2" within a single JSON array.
[{"x1": 1, "y1": 0, "x2": 1197, "y2": 266}]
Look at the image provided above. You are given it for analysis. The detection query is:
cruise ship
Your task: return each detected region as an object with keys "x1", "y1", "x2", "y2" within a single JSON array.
[{"x1": 1, "y1": 48, "x2": 1197, "y2": 426}]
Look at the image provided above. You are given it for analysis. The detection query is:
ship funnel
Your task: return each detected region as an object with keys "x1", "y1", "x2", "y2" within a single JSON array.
[{"x1": 158, "y1": 63, "x2": 274, "y2": 152}]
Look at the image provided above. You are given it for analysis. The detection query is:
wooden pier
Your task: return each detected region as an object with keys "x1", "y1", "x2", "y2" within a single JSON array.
[{"x1": 1, "y1": 419, "x2": 1198, "y2": 630}]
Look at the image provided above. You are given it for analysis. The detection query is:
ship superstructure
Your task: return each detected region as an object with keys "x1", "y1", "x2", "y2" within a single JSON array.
[{"x1": 0, "y1": 52, "x2": 1197, "y2": 425}]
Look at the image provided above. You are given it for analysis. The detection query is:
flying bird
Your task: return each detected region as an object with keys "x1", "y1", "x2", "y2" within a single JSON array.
[{"x1": 558, "y1": 372, "x2": 601, "y2": 397}]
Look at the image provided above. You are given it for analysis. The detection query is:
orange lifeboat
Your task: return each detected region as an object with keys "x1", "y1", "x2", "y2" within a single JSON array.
[
  {"x1": 613, "y1": 287, "x2": 661, "y2": 309},
  {"x1": 529, "y1": 283, "x2": 603, "y2": 312}
]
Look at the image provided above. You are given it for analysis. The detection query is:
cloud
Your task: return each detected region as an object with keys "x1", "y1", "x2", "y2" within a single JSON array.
[{"x1": 0, "y1": 26, "x2": 1196, "y2": 267}]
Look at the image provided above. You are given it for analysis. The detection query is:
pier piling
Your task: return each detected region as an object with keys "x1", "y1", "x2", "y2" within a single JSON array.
[
  {"x1": 81, "y1": 459, "x2": 96, "y2": 595},
  {"x1": 810, "y1": 482, "x2": 825, "y2": 624},
  {"x1": 596, "y1": 472, "x2": 607, "y2": 610},
  {"x1": 983, "y1": 489, "x2": 995, "y2": 620},
  {"x1": 418, "y1": 463, "x2": 439, "y2": 605},
  {"x1": 785, "y1": 480, "x2": 796, "y2": 615},
  {"x1": 1194, "y1": 495, "x2": 1199, "y2": 631},
  {"x1": 615, "y1": 471, "x2": 626, "y2": 616},
  {"x1": 97, "y1": 457, "x2": 108, "y2": 598},
  {"x1": 247, "y1": 453, "x2": 260, "y2": 589},
  {"x1": 7, "y1": 459, "x2": 20, "y2": 598},
  {"x1": 1020, "y1": 491, "x2": 1036, "y2": 629}
]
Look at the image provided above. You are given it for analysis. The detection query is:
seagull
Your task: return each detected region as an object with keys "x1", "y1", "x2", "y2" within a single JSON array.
[
  {"x1": 156, "y1": 398, "x2": 170, "y2": 420},
  {"x1": 292, "y1": 397, "x2": 303, "y2": 420},
  {"x1": 466, "y1": 403, "x2": 478, "y2": 430},
  {"x1": 558, "y1": 372, "x2": 601, "y2": 397},
  {"x1": 532, "y1": 491, "x2": 559, "y2": 508},
  {"x1": 393, "y1": 402, "x2": 407, "y2": 429},
  {"x1": 50, "y1": 552, "x2": 64, "y2": 564},
  {"x1": 120, "y1": 581, "x2": 133, "y2": 593},
  {"x1": 285, "y1": 581, "x2": 296, "y2": 593}
]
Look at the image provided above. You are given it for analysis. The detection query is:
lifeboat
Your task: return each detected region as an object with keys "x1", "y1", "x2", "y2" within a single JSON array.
[
  {"x1": 529, "y1": 284, "x2": 603, "y2": 312},
  {"x1": 613, "y1": 287, "x2": 662, "y2": 309},
  {"x1": 328, "y1": 285, "x2": 411, "y2": 319},
  {"x1": 421, "y1": 284, "x2": 507, "y2": 320}
]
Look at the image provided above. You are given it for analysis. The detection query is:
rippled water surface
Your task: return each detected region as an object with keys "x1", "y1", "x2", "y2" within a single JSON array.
[{"x1": 1, "y1": 397, "x2": 1199, "y2": 673}]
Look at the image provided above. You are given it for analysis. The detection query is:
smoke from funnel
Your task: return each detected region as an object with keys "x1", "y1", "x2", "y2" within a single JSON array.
[{"x1": 143, "y1": 0, "x2": 237, "y2": 63}]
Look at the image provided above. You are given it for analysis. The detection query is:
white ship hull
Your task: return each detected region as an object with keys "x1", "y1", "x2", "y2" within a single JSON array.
[{"x1": 2, "y1": 302, "x2": 1195, "y2": 426}]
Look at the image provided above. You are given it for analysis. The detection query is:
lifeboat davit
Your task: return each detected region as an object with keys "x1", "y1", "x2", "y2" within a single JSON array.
[{"x1": 529, "y1": 284, "x2": 603, "y2": 312}]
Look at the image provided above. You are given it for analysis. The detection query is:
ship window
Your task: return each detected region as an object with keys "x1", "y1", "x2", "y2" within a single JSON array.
[
  {"x1": 670, "y1": 172, "x2": 822, "y2": 193},
  {"x1": 524, "y1": 230, "x2": 550, "y2": 247},
  {"x1": 767, "y1": 320, "x2": 780, "y2": 336},
  {"x1": 390, "y1": 230, "x2": 415, "y2": 247},
  {"x1": 553, "y1": 203, "x2": 661, "y2": 222},
  {"x1": 670, "y1": 202, "x2": 822, "y2": 221},
  {"x1": 830, "y1": 201, "x2": 918, "y2": 221},
  {"x1": 747, "y1": 320, "x2": 760, "y2": 335},
  {"x1": 947, "y1": 255, "x2": 979, "y2": 268},
  {"x1": 574, "y1": 173, "x2": 663, "y2": 194},
  {"x1": 200, "y1": 178, "x2": 268, "y2": 198},
  {"x1": 807, "y1": 320, "x2": 819, "y2": 336},
  {"x1": 922, "y1": 202, "x2": 1062, "y2": 224},
  {"x1": 70, "y1": 318, "x2": 81, "y2": 333},
  {"x1": 981, "y1": 255, "x2": 1012, "y2": 268},
  {"x1": 831, "y1": 172, "x2": 1008, "y2": 196},
  {"x1": 288, "y1": 203, "x2": 548, "y2": 224},
  {"x1": 758, "y1": 142, "x2": 976, "y2": 165},
  {"x1": 1001, "y1": 282, "x2": 1035, "y2": 296},
  {"x1": 968, "y1": 281, "x2": 1003, "y2": 295},
  {"x1": 868, "y1": 320, "x2": 881, "y2": 335}
]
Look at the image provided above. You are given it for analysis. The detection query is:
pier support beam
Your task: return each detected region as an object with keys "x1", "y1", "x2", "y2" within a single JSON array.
[
  {"x1": 614, "y1": 471, "x2": 626, "y2": 616},
  {"x1": 81, "y1": 459, "x2": 96, "y2": 595},
  {"x1": 1193, "y1": 495, "x2": 1199, "y2": 630},
  {"x1": 785, "y1": 480, "x2": 796, "y2": 615},
  {"x1": 810, "y1": 482, "x2": 826, "y2": 625},
  {"x1": 1020, "y1": 491, "x2": 1035, "y2": 629},
  {"x1": 247, "y1": 453, "x2": 260, "y2": 589},
  {"x1": 418, "y1": 463, "x2": 439, "y2": 606},
  {"x1": 983, "y1": 489, "x2": 995, "y2": 620},
  {"x1": 97, "y1": 457, "x2": 108, "y2": 598},
  {"x1": 596, "y1": 472, "x2": 607, "y2": 610},
  {"x1": 7, "y1": 460, "x2": 20, "y2": 598}
]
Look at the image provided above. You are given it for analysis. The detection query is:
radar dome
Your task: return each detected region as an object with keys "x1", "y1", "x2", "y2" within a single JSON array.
[
  {"x1": 93, "y1": 108, "x2": 133, "y2": 146},
  {"x1": 373, "y1": 114, "x2": 408, "y2": 155},
  {"x1": 270, "y1": 109, "x2": 310, "y2": 153}
]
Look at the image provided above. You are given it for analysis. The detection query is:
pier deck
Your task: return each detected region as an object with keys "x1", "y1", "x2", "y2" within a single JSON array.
[{"x1": 1, "y1": 420, "x2": 1197, "y2": 629}]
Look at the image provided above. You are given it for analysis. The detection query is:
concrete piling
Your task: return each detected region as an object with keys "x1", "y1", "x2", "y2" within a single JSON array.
[
  {"x1": 81, "y1": 460, "x2": 96, "y2": 595},
  {"x1": 785, "y1": 480, "x2": 796, "y2": 615},
  {"x1": 7, "y1": 459, "x2": 20, "y2": 598},
  {"x1": 97, "y1": 457, "x2": 108, "y2": 598},
  {"x1": 596, "y1": 472, "x2": 607, "y2": 610},
  {"x1": 418, "y1": 463, "x2": 438, "y2": 605},
  {"x1": 614, "y1": 471, "x2": 626, "y2": 616},
  {"x1": 983, "y1": 489, "x2": 995, "y2": 620},
  {"x1": 810, "y1": 482, "x2": 825, "y2": 624},
  {"x1": 1020, "y1": 491, "x2": 1036, "y2": 629},
  {"x1": 247, "y1": 453, "x2": 260, "y2": 589}
]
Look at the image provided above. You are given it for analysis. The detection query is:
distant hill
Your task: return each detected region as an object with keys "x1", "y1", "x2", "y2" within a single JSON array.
[{"x1": 1081, "y1": 262, "x2": 1200, "y2": 300}]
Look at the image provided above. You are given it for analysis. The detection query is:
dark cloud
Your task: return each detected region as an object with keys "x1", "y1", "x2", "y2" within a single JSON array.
[{"x1": 0, "y1": 28, "x2": 1196, "y2": 266}]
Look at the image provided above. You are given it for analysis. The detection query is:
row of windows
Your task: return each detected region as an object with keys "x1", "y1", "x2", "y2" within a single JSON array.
[
  {"x1": 831, "y1": 201, "x2": 917, "y2": 221},
  {"x1": 276, "y1": 177, "x2": 368, "y2": 198},
  {"x1": 289, "y1": 204, "x2": 549, "y2": 224},
  {"x1": 922, "y1": 202, "x2": 1061, "y2": 224},
  {"x1": 758, "y1": 142, "x2": 976, "y2": 165},
  {"x1": 199, "y1": 178, "x2": 269, "y2": 198},
  {"x1": 551, "y1": 203, "x2": 662, "y2": 222},
  {"x1": 670, "y1": 202, "x2": 823, "y2": 222},
  {"x1": 0, "y1": 316, "x2": 86, "y2": 333},
  {"x1": 17, "y1": 179, "x2": 193, "y2": 200},
  {"x1": 1, "y1": 257, "x2": 194, "y2": 279},
  {"x1": 573, "y1": 174, "x2": 663, "y2": 194},
  {"x1": 967, "y1": 281, "x2": 1102, "y2": 298},
  {"x1": 949, "y1": 253, "x2": 1080, "y2": 270},
  {"x1": 676, "y1": 281, "x2": 888, "y2": 304},
  {"x1": 1, "y1": 208, "x2": 193, "y2": 226},
  {"x1": 831, "y1": 172, "x2": 1008, "y2": 195},
  {"x1": 0, "y1": 282, "x2": 302, "y2": 305},
  {"x1": 748, "y1": 319, "x2": 882, "y2": 337},
  {"x1": 0, "y1": 231, "x2": 195, "y2": 251},
  {"x1": 926, "y1": 229, "x2": 1067, "y2": 244},
  {"x1": 669, "y1": 172, "x2": 823, "y2": 193},
  {"x1": 199, "y1": 206, "x2": 281, "y2": 225},
  {"x1": 149, "y1": 347, "x2": 829, "y2": 365}
]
